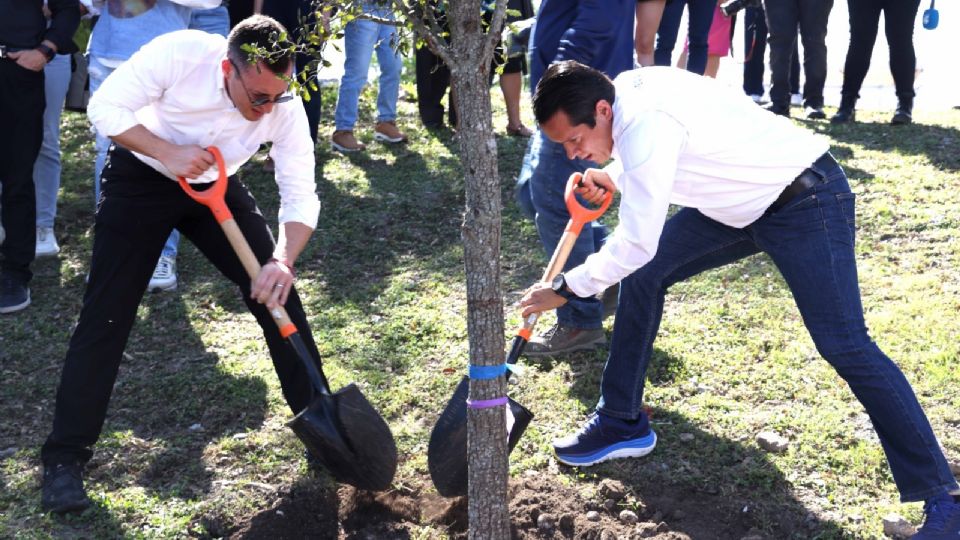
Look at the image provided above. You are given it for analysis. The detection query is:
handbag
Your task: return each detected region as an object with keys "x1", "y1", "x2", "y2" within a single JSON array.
[{"x1": 64, "y1": 52, "x2": 90, "y2": 113}]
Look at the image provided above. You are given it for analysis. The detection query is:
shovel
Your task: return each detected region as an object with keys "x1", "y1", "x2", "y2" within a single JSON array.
[
  {"x1": 427, "y1": 172, "x2": 613, "y2": 497},
  {"x1": 179, "y1": 147, "x2": 397, "y2": 491}
]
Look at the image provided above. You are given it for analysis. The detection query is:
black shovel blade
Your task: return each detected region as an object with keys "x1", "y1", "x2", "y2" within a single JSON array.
[
  {"x1": 427, "y1": 376, "x2": 534, "y2": 497},
  {"x1": 288, "y1": 383, "x2": 398, "y2": 491}
]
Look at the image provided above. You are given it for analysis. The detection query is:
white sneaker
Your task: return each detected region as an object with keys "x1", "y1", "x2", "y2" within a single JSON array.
[
  {"x1": 36, "y1": 227, "x2": 61, "y2": 257},
  {"x1": 749, "y1": 94, "x2": 763, "y2": 103},
  {"x1": 148, "y1": 255, "x2": 178, "y2": 292},
  {"x1": 790, "y1": 93, "x2": 803, "y2": 106}
]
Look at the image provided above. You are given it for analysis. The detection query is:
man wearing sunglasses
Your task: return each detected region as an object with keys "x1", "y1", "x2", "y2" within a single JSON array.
[{"x1": 39, "y1": 15, "x2": 324, "y2": 514}]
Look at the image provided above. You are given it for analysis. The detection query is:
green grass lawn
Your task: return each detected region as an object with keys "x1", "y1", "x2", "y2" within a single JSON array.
[{"x1": 1, "y1": 79, "x2": 958, "y2": 539}]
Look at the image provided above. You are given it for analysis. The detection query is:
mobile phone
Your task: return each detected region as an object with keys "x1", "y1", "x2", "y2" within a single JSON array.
[{"x1": 0, "y1": 45, "x2": 8, "y2": 59}]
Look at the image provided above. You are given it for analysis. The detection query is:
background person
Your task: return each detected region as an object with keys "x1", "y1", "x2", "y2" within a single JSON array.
[
  {"x1": 830, "y1": 0, "x2": 923, "y2": 125},
  {"x1": 514, "y1": 0, "x2": 636, "y2": 358},
  {"x1": 0, "y1": 0, "x2": 80, "y2": 314}
]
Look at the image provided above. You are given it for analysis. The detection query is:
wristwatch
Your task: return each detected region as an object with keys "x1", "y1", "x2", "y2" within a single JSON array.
[
  {"x1": 37, "y1": 43, "x2": 56, "y2": 62},
  {"x1": 550, "y1": 273, "x2": 578, "y2": 300}
]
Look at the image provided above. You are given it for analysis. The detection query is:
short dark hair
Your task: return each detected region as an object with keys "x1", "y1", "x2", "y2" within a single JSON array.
[
  {"x1": 226, "y1": 14, "x2": 293, "y2": 75},
  {"x1": 533, "y1": 61, "x2": 616, "y2": 128}
]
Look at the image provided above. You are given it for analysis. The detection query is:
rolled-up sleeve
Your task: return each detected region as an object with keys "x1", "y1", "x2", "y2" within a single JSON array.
[
  {"x1": 269, "y1": 102, "x2": 320, "y2": 228},
  {"x1": 87, "y1": 34, "x2": 178, "y2": 139},
  {"x1": 565, "y1": 112, "x2": 687, "y2": 297}
]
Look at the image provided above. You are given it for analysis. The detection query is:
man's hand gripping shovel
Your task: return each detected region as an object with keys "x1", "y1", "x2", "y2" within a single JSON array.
[
  {"x1": 427, "y1": 172, "x2": 613, "y2": 497},
  {"x1": 179, "y1": 147, "x2": 397, "y2": 491}
]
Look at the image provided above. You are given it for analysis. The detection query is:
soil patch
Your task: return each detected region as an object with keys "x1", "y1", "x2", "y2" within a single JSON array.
[{"x1": 215, "y1": 473, "x2": 809, "y2": 539}]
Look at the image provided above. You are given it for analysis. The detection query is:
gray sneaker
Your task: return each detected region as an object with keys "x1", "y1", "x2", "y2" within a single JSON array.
[{"x1": 523, "y1": 323, "x2": 605, "y2": 357}]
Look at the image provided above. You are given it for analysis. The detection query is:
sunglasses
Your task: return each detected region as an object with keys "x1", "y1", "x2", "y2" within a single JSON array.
[{"x1": 229, "y1": 59, "x2": 295, "y2": 107}]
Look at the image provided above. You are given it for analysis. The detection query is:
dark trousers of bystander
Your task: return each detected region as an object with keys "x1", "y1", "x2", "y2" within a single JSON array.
[
  {"x1": 0, "y1": 58, "x2": 44, "y2": 285},
  {"x1": 763, "y1": 0, "x2": 833, "y2": 109},
  {"x1": 839, "y1": 0, "x2": 921, "y2": 102},
  {"x1": 41, "y1": 147, "x2": 319, "y2": 466}
]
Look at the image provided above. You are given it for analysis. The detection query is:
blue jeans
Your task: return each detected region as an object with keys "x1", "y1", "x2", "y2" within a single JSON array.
[
  {"x1": 519, "y1": 130, "x2": 607, "y2": 329},
  {"x1": 597, "y1": 158, "x2": 958, "y2": 502},
  {"x1": 188, "y1": 5, "x2": 230, "y2": 37},
  {"x1": 333, "y1": 3, "x2": 402, "y2": 130},
  {"x1": 34, "y1": 53, "x2": 71, "y2": 229},
  {"x1": 89, "y1": 56, "x2": 179, "y2": 259},
  {"x1": 654, "y1": 0, "x2": 715, "y2": 75}
]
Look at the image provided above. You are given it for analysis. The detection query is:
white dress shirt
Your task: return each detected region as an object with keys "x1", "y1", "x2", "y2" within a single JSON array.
[
  {"x1": 565, "y1": 67, "x2": 830, "y2": 297},
  {"x1": 87, "y1": 30, "x2": 321, "y2": 228}
]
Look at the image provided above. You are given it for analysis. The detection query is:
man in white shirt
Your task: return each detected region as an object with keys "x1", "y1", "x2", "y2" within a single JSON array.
[
  {"x1": 39, "y1": 16, "x2": 324, "y2": 514},
  {"x1": 520, "y1": 61, "x2": 960, "y2": 537}
]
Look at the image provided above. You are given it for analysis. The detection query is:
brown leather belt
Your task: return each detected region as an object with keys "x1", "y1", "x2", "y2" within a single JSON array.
[{"x1": 768, "y1": 152, "x2": 837, "y2": 213}]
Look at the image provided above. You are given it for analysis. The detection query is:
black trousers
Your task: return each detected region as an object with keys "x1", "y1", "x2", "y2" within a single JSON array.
[
  {"x1": 742, "y1": 6, "x2": 800, "y2": 97},
  {"x1": 0, "y1": 59, "x2": 45, "y2": 284},
  {"x1": 415, "y1": 42, "x2": 457, "y2": 129},
  {"x1": 41, "y1": 147, "x2": 318, "y2": 465},
  {"x1": 840, "y1": 0, "x2": 921, "y2": 101},
  {"x1": 763, "y1": 0, "x2": 833, "y2": 109}
]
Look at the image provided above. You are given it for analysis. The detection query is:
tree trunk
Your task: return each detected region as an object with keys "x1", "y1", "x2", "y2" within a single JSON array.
[{"x1": 445, "y1": 2, "x2": 510, "y2": 538}]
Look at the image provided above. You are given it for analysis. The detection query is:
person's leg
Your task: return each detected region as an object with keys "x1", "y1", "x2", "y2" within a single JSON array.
[
  {"x1": 797, "y1": 0, "x2": 834, "y2": 110},
  {"x1": 755, "y1": 164, "x2": 958, "y2": 503},
  {"x1": 415, "y1": 44, "x2": 448, "y2": 128},
  {"x1": 882, "y1": 0, "x2": 921, "y2": 120},
  {"x1": 178, "y1": 177, "x2": 315, "y2": 415},
  {"x1": 500, "y1": 71, "x2": 530, "y2": 134},
  {"x1": 742, "y1": 6, "x2": 768, "y2": 97},
  {"x1": 832, "y1": 0, "x2": 880, "y2": 122},
  {"x1": 636, "y1": 0, "x2": 667, "y2": 67},
  {"x1": 34, "y1": 53, "x2": 72, "y2": 249},
  {"x1": 762, "y1": 0, "x2": 800, "y2": 112},
  {"x1": 684, "y1": 0, "x2": 716, "y2": 75},
  {"x1": 528, "y1": 136, "x2": 604, "y2": 331},
  {"x1": 40, "y1": 148, "x2": 179, "y2": 467},
  {"x1": 654, "y1": 0, "x2": 686, "y2": 67},
  {"x1": 372, "y1": 12, "x2": 402, "y2": 124},
  {"x1": 597, "y1": 208, "x2": 757, "y2": 418},
  {"x1": 333, "y1": 17, "x2": 377, "y2": 133},
  {"x1": 789, "y1": 40, "x2": 801, "y2": 97},
  {"x1": 0, "y1": 60, "x2": 44, "y2": 294}
]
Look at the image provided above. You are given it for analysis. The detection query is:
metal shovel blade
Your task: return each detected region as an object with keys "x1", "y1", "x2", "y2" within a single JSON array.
[
  {"x1": 427, "y1": 376, "x2": 534, "y2": 497},
  {"x1": 288, "y1": 383, "x2": 398, "y2": 491}
]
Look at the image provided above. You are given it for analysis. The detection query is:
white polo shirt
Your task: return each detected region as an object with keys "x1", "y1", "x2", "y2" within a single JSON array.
[
  {"x1": 87, "y1": 30, "x2": 321, "y2": 228},
  {"x1": 565, "y1": 67, "x2": 830, "y2": 297}
]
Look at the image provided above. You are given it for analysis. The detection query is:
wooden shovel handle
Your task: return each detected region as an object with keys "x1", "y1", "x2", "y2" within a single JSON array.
[
  {"x1": 512, "y1": 172, "x2": 614, "y2": 346},
  {"x1": 177, "y1": 146, "x2": 297, "y2": 337}
]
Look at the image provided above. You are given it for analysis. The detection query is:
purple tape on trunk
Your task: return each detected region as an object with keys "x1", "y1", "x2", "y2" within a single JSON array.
[{"x1": 466, "y1": 396, "x2": 509, "y2": 409}]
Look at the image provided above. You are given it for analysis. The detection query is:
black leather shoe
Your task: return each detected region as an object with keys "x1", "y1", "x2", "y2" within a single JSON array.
[
  {"x1": 891, "y1": 107, "x2": 912, "y2": 125},
  {"x1": 805, "y1": 106, "x2": 826, "y2": 120},
  {"x1": 763, "y1": 103, "x2": 791, "y2": 117},
  {"x1": 41, "y1": 461, "x2": 91, "y2": 514},
  {"x1": 830, "y1": 108, "x2": 856, "y2": 124}
]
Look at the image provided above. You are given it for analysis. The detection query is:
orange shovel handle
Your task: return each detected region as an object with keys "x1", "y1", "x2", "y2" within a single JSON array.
[
  {"x1": 177, "y1": 146, "x2": 232, "y2": 224},
  {"x1": 177, "y1": 146, "x2": 298, "y2": 338},
  {"x1": 563, "y1": 172, "x2": 614, "y2": 235}
]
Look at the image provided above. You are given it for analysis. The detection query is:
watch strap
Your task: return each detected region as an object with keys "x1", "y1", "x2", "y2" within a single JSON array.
[{"x1": 37, "y1": 44, "x2": 55, "y2": 61}]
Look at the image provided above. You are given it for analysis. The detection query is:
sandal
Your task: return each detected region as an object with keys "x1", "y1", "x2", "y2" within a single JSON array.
[{"x1": 506, "y1": 124, "x2": 533, "y2": 137}]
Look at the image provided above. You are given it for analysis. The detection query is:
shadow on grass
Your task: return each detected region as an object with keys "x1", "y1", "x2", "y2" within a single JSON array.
[
  {"x1": 547, "y1": 347, "x2": 848, "y2": 538},
  {"x1": 814, "y1": 120, "x2": 960, "y2": 173}
]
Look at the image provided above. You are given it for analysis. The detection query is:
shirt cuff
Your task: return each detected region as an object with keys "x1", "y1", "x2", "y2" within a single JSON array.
[{"x1": 278, "y1": 198, "x2": 321, "y2": 229}]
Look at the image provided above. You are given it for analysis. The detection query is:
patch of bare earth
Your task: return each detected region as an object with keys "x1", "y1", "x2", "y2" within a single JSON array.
[{"x1": 207, "y1": 474, "x2": 809, "y2": 539}]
